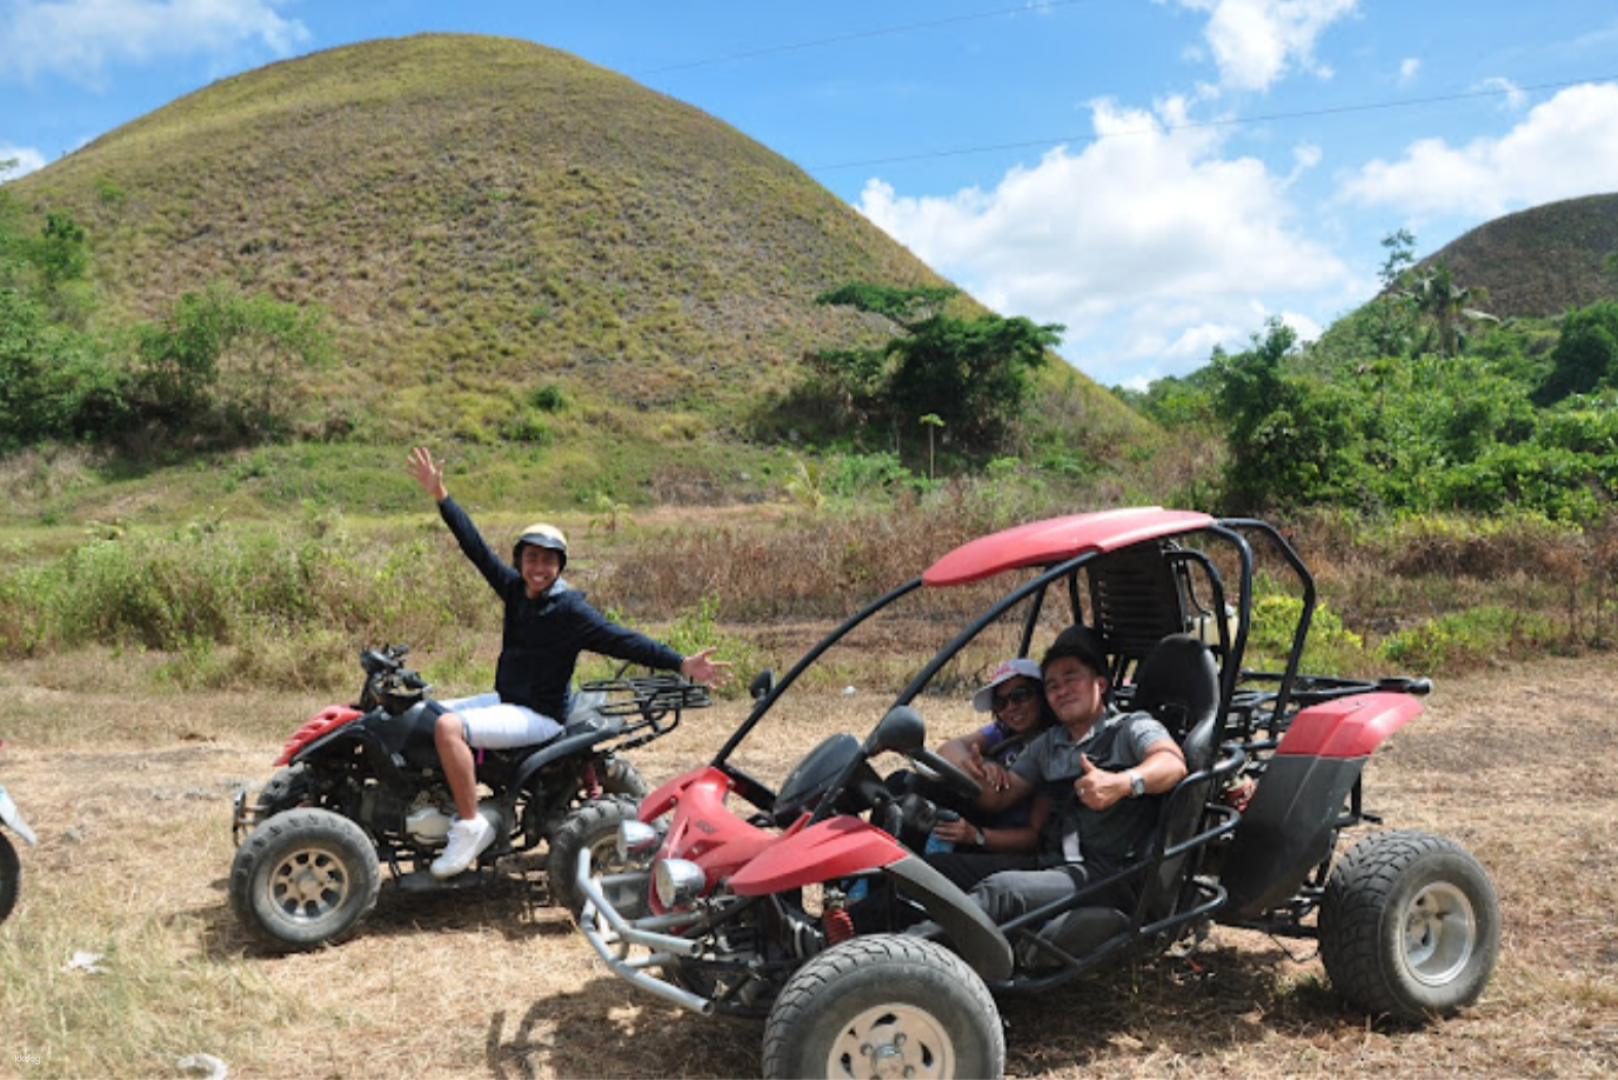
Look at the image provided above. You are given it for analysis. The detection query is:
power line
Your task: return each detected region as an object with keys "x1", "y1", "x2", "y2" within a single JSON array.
[
  {"x1": 630, "y1": 0, "x2": 1107, "y2": 77},
  {"x1": 805, "y1": 75, "x2": 1618, "y2": 172}
]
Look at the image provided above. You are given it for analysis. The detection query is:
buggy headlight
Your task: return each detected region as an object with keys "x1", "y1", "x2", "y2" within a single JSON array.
[
  {"x1": 654, "y1": 858, "x2": 706, "y2": 908},
  {"x1": 617, "y1": 820, "x2": 661, "y2": 860}
]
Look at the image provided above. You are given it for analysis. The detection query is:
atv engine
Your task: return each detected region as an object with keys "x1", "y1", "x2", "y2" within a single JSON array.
[{"x1": 404, "y1": 802, "x2": 454, "y2": 846}]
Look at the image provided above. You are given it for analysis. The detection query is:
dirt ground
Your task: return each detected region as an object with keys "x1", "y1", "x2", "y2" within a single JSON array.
[{"x1": 1, "y1": 655, "x2": 1616, "y2": 1079}]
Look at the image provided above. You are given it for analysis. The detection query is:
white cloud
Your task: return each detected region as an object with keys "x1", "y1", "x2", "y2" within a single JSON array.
[
  {"x1": 1399, "y1": 57, "x2": 1420, "y2": 83},
  {"x1": 0, "y1": 0, "x2": 309, "y2": 86},
  {"x1": 1477, "y1": 76, "x2": 1526, "y2": 113},
  {"x1": 0, "y1": 144, "x2": 47, "y2": 179},
  {"x1": 1339, "y1": 82, "x2": 1618, "y2": 219},
  {"x1": 1177, "y1": 0, "x2": 1360, "y2": 93},
  {"x1": 858, "y1": 97, "x2": 1349, "y2": 383}
]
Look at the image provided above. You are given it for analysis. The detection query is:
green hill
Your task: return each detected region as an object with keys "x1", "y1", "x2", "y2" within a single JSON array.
[
  {"x1": 1420, "y1": 192, "x2": 1618, "y2": 316},
  {"x1": 7, "y1": 32, "x2": 1140, "y2": 511}
]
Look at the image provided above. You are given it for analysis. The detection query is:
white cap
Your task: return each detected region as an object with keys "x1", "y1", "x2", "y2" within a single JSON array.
[{"x1": 970, "y1": 657, "x2": 1044, "y2": 713}]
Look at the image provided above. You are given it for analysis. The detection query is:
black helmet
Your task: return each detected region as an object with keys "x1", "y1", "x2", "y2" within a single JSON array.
[{"x1": 512, "y1": 522, "x2": 568, "y2": 571}]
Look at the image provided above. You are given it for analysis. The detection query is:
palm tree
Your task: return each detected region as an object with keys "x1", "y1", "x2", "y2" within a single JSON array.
[{"x1": 1404, "y1": 263, "x2": 1492, "y2": 357}]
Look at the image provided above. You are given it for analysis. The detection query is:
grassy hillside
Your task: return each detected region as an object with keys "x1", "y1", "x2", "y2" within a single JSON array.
[
  {"x1": 6, "y1": 33, "x2": 1142, "y2": 512},
  {"x1": 1420, "y1": 192, "x2": 1618, "y2": 316}
]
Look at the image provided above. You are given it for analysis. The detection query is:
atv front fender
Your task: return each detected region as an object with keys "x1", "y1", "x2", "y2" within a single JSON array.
[{"x1": 1220, "y1": 692, "x2": 1422, "y2": 919}]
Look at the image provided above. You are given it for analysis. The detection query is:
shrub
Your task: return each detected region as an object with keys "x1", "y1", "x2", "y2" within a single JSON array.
[
  {"x1": 1379, "y1": 605, "x2": 1563, "y2": 673},
  {"x1": 1244, "y1": 592, "x2": 1367, "y2": 674}
]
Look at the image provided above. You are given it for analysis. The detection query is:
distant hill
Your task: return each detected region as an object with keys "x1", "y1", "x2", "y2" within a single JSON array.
[
  {"x1": 1420, "y1": 192, "x2": 1618, "y2": 317},
  {"x1": 8, "y1": 32, "x2": 1140, "y2": 487}
]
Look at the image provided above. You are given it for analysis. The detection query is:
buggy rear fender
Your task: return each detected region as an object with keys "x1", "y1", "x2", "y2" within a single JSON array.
[{"x1": 1219, "y1": 692, "x2": 1423, "y2": 919}]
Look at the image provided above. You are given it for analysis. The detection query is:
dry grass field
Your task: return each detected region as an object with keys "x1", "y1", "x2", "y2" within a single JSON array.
[{"x1": 1, "y1": 647, "x2": 1615, "y2": 1079}]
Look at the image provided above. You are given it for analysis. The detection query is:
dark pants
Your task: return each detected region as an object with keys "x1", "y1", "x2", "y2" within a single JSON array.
[
  {"x1": 969, "y1": 863, "x2": 1094, "y2": 923},
  {"x1": 923, "y1": 849, "x2": 1043, "y2": 894}
]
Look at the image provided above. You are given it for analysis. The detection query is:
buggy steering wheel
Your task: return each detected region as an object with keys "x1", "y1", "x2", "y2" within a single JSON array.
[{"x1": 909, "y1": 746, "x2": 982, "y2": 801}]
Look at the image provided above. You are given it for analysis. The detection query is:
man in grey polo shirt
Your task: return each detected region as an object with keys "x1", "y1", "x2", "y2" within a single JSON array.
[{"x1": 959, "y1": 624, "x2": 1188, "y2": 923}]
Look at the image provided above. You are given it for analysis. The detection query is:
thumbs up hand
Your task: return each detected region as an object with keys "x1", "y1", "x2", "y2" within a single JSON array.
[{"x1": 1073, "y1": 753, "x2": 1120, "y2": 809}]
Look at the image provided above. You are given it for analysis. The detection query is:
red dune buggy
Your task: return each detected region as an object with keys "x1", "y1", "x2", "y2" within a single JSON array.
[{"x1": 572, "y1": 508, "x2": 1499, "y2": 1079}]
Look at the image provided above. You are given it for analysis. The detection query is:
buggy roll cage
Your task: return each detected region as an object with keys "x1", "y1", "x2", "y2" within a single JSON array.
[{"x1": 713, "y1": 509, "x2": 1326, "y2": 781}]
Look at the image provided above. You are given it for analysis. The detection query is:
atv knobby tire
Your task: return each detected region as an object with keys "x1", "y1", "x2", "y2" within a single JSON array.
[
  {"x1": 230, "y1": 808, "x2": 380, "y2": 952},
  {"x1": 762, "y1": 934, "x2": 1004, "y2": 1080},
  {"x1": 547, "y1": 796, "x2": 643, "y2": 921},
  {"x1": 252, "y1": 764, "x2": 313, "y2": 820},
  {"x1": 0, "y1": 833, "x2": 19, "y2": 923},
  {"x1": 598, "y1": 755, "x2": 649, "y2": 800},
  {"x1": 1319, "y1": 829, "x2": 1499, "y2": 1021}
]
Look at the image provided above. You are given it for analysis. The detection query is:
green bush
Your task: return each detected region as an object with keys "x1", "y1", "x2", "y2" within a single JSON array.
[
  {"x1": 1245, "y1": 591, "x2": 1366, "y2": 674},
  {"x1": 1379, "y1": 605, "x2": 1563, "y2": 673}
]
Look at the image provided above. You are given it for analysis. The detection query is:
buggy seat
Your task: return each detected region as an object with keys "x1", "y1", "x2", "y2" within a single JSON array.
[{"x1": 1018, "y1": 632, "x2": 1225, "y2": 970}]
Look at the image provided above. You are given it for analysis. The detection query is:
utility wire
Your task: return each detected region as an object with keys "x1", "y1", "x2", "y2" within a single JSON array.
[{"x1": 806, "y1": 75, "x2": 1618, "y2": 172}]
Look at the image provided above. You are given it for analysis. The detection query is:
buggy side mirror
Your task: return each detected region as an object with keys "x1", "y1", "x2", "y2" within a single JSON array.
[
  {"x1": 866, "y1": 705, "x2": 927, "y2": 757},
  {"x1": 748, "y1": 669, "x2": 776, "y2": 702}
]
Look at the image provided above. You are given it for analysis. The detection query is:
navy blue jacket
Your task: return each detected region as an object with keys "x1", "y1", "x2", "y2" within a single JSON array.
[{"x1": 438, "y1": 497, "x2": 683, "y2": 720}]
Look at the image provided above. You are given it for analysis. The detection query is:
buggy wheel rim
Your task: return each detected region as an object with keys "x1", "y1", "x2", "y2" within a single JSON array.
[
  {"x1": 826, "y1": 1003, "x2": 955, "y2": 1080},
  {"x1": 1401, "y1": 880, "x2": 1477, "y2": 987},
  {"x1": 268, "y1": 845, "x2": 351, "y2": 923}
]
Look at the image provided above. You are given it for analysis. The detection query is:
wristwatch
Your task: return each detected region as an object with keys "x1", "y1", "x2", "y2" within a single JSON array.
[{"x1": 1127, "y1": 769, "x2": 1146, "y2": 798}]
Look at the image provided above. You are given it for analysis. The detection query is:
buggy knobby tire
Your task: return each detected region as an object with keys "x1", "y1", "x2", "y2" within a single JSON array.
[
  {"x1": 546, "y1": 796, "x2": 644, "y2": 921},
  {"x1": 0, "y1": 832, "x2": 19, "y2": 923},
  {"x1": 229, "y1": 808, "x2": 380, "y2": 952},
  {"x1": 762, "y1": 934, "x2": 1004, "y2": 1080},
  {"x1": 1319, "y1": 829, "x2": 1499, "y2": 1021}
]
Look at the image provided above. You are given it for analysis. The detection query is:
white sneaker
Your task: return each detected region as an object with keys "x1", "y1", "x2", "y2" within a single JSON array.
[{"x1": 430, "y1": 814, "x2": 495, "y2": 878}]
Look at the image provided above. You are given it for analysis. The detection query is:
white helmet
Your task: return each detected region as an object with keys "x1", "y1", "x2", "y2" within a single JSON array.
[{"x1": 513, "y1": 522, "x2": 567, "y2": 570}]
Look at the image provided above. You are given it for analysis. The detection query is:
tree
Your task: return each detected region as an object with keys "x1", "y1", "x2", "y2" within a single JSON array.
[
  {"x1": 1404, "y1": 262, "x2": 1492, "y2": 358},
  {"x1": 1367, "y1": 228, "x2": 1419, "y2": 358},
  {"x1": 131, "y1": 282, "x2": 334, "y2": 443},
  {"x1": 1212, "y1": 317, "x2": 1368, "y2": 511},
  {"x1": 810, "y1": 283, "x2": 1062, "y2": 461},
  {"x1": 918, "y1": 412, "x2": 943, "y2": 479},
  {"x1": 1535, "y1": 300, "x2": 1618, "y2": 405}
]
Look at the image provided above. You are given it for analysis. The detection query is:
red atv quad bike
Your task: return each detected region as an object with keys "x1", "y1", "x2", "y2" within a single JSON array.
[
  {"x1": 571, "y1": 508, "x2": 1499, "y2": 1080},
  {"x1": 230, "y1": 644, "x2": 709, "y2": 951}
]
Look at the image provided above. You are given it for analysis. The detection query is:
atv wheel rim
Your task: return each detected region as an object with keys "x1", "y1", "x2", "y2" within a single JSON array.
[
  {"x1": 827, "y1": 1004, "x2": 954, "y2": 1080},
  {"x1": 268, "y1": 846, "x2": 351, "y2": 922},
  {"x1": 1401, "y1": 880, "x2": 1477, "y2": 987}
]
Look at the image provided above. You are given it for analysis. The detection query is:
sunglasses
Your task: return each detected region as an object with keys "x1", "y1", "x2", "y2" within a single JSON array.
[{"x1": 992, "y1": 685, "x2": 1039, "y2": 711}]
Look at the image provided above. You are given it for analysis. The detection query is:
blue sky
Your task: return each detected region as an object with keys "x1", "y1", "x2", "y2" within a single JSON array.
[{"x1": 5, "y1": 1, "x2": 1618, "y2": 389}]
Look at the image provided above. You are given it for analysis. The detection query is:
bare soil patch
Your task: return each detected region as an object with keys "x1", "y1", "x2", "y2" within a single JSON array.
[{"x1": 1, "y1": 657, "x2": 1615, "y2": 1078}]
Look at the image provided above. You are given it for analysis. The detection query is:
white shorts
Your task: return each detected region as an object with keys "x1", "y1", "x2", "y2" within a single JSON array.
[{"x1": 441, "y1": 692, "x2": 563, "y2": 749}]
